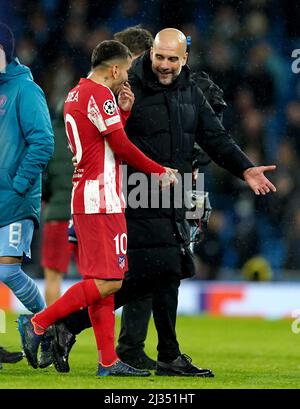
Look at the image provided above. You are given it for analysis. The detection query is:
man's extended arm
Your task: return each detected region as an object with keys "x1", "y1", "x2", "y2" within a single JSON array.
[
  {"x1": 196, "y1": 89, "x2": 253, "y2": 179},
  {"x1": 195, "y1": 89, "x2": 276, "y2": 195}
]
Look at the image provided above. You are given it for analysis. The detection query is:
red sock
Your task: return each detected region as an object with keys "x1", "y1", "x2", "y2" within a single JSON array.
[
  {"x1": 33, "y1": 279, "x2": 100, "y2": 333},
  {"x1": 88, "y1": 294, "x2": 118, "y2": 366}
]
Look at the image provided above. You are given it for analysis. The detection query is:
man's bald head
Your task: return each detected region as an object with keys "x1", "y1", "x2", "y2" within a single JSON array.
[
  {"x1": 153, "y1": 28, "x2": 187, "y2": 55},
  {"x1": 151, "y1": 28, "x2": 188, "y2": 85}
]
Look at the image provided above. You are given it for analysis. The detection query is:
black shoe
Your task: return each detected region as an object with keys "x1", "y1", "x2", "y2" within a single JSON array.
[
  {"x1": 39, "y1": 350, "x2": 53, "y2": 369},
  {"x1": 0, "y1": 346, "x2": 23, "y2": 369},
  {"x1": 120, "y1": 352, "x2": 156, "y2": 370},
  {"x1": 51, "y1": 321, "x2": 76, "y2": 373},
  {"x1": 17, "y1": 314, "x2": 42, "y2": 369},
  {"x1": 97, "y1": 359, "x2": 151, "y2": 377},
  {"x1": 39, "y1": 331, "x2": 53, "y2": 369},
  {"x1": 155, "y1": 354, "x2": 214, "y2": 377}
]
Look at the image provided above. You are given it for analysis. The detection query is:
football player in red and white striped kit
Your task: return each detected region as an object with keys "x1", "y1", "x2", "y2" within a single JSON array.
[{"x1": 28, "y1": 40, "x2": 177, "y2": 376}]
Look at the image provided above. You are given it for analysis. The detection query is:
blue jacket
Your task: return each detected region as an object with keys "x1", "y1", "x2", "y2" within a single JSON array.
[{"x1": 0, "y1": 58, "x2": 54, "y2": 228}]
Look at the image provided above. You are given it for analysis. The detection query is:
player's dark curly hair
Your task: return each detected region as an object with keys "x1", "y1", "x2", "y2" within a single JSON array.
[
  {"x1": 114, "y1": 26, "x2": 153, "y2": 56},
  {"x1": 91, "y1": 40, "x2": 132, "y2": 69}
]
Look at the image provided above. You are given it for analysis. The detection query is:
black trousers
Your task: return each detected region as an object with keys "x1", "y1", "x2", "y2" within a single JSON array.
[
  {"x1": 61, "y1": 272, "x2": 181, "y2": 362},
  {"x1": 152, "y1": 276, "x2": 180, "y2": 361},
  {"x1": 116, "y1": 295, "x2": 153, "y2": 358}
]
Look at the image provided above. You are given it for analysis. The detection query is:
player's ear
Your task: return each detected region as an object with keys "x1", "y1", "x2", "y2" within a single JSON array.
[
  {"x1": 112, "y1": 64, "x2": 118, "y2": 79},
  {"x1": 182, "y1": 52, "x2": 188, "y2": 66},
  {"x1": 150, "y1": 47, "x2": 153, "y2": 61}
]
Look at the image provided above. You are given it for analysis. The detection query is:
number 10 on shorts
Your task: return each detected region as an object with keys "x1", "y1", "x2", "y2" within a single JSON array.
[{"x1": 113, "y1": 233, "x2": 127, "y2": 255}]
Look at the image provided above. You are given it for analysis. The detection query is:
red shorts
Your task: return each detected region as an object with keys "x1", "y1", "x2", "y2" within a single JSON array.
[
  {"x1": 73, "y1": 213, "x2": 128, "y2": 280},
  {"x1": 41, "y1": 221, "x2": 78, "y2": 273}
]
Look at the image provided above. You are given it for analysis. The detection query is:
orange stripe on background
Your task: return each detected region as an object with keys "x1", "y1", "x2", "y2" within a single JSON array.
[
  {"x1": 0, "y1": 283, "x2": 11, "y2": 310},
  {"x1": 207, "y1": 285, "x2": 244, "y2": 315}
]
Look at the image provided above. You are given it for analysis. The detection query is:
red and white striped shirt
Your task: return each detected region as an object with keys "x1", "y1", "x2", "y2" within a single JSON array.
[{"x1": 64, "y1": 78, "x2": 125, "y2": 214}]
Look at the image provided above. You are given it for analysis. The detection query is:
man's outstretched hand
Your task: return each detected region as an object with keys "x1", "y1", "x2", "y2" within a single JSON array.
[{"x1": 243, "y1": 165, "x2": 277, "y2": 195}]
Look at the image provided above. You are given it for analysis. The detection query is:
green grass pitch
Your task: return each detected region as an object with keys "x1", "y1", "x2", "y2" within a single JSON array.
[{"x1": 0, "y1": 313, "x2": 299, "y2": 389}]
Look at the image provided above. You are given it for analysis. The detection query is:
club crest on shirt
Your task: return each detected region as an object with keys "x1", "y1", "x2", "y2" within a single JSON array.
[
  {"x1": 118, "y1": 255, "x2": 126, "y2": 269},
  {"x1": 103, "y1": 99, "x2": 116, "y2": 115}
]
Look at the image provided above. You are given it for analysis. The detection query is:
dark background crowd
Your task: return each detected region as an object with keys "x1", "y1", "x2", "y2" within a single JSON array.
[{"x1": 2, "y1": 0, "x2": 300, "y2": 281}]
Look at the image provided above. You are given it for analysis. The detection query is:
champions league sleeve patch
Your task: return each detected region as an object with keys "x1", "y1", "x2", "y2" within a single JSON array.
[{"x1": 103, "y1": 99, "x2": 116, "y2": 115}]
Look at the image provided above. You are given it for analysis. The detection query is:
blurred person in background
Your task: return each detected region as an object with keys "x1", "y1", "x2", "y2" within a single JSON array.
[
  {"x1": 242, "y1": 43, "x2": 275, "y2": 112},
  {"x1": 285, "y1": 100, "x2": 300, "y2": 156},
  {"x1": 193, "y1": 210, "x2": 225, "y2": 280},
  {"x1": 285, "y1": 209, "x2": 300, "y2": 271},
  {"x1": 204, "y1": 40, "x2": 241, "y2": 106},
  {"x1": 241, "y1": 256, "x2": 272, "y2": 281},
  {"x1": 107, "y1": 0, "x2": 145, "y2": 33}
]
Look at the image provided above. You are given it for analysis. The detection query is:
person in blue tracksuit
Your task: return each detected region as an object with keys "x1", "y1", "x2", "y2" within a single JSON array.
[{"x1": 0, "y1": 23, "x2": 54, "y2": 367}]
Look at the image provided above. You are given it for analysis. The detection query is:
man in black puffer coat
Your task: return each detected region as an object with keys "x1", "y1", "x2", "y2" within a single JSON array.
[
  {"x1": 115, "y1": 27, "x2": 227, "y2": 371},
  {"x1": 24, "y1": 29, "x2": 276, "y2": 377},
  {"x1": 118, "y1": 33, "x2": 256, "y2": 377},
  {"x1": 116, "y1": 76, "x2": 227, "y2": 369}
]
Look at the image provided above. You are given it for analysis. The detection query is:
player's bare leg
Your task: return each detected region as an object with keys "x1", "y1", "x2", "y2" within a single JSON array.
[{"x1": 44, "y1": 268, "x2": 62, "y2": 305}]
